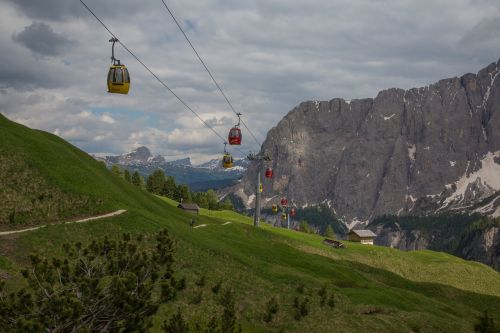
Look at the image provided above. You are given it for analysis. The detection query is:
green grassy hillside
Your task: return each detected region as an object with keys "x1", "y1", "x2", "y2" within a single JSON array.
[{"x1": 1, "y1": 113, "x2": 500, "y2": 332}]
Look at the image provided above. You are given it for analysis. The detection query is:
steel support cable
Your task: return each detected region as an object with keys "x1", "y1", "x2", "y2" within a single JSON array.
[
  {"x1": 78, "y1": 0, "x2": 246, "y2": 156},
  {"x1": 160, "y1": 0, "x2": 263, "y2": 148}
]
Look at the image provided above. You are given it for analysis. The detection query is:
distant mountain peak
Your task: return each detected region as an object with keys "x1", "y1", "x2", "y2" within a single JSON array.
[
  {"x1": 168, "y1": 157, "x2": 192, "y2": 167},
  {"x1": 124, "y1": 146, "x2": 151, "y2": 162}
]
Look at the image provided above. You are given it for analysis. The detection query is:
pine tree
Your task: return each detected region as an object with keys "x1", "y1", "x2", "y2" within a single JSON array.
[
  {"x1": 163, "y1": 308, "x2": 189, "y2": 333},
  {"x1": 176, "y1": 185, "x2": 191, "y2": 203},
  {"x1": 222, "y1": 197, "x2": 233, "y2": 211},
  {"x1": 162, "y1": 176, "x2": 177, "y2": 198},
  {"x1": 147, "y1": 170, "x2": 166, "y2": 194},
  {"x1": 206, "y1": 190, "x2": 219, "y2": 210},
  {"x1": 474, "y1": 310, "x2": 495, "y2": 333},
  {"x1": 299, "y1": 220, "x2": 311, "y2": 233},
  {"x1": 193, "y1": 192, "x2": 209, "y2": 209},
  {"x1": 131, "y1": 171, "x2": 143, "y2": 187},
  {"x1": 324, "y1": 225, "x2": 334, "y2": 238},
  {"x1": 0, "y1": 230, "x2": 176, "y2": 331},
  {"x1": 219, "y1": 289, "x2": 241, "y2": 333},
  {"x1": 111, "y1": 164, "x2": 123, "y2": 178},
  {"x1": 124, "y1": 169, "x2": 131, "y2": 183}
]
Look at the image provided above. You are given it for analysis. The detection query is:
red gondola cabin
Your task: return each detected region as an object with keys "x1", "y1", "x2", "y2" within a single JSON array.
[
  {"x1": 281, "y1": 198, "x2": 288, "y2": 206},
  {"x1": 290, "y1": 207, "x2": 296, "y2": 216},
  {"x1": 265, "y1": 167, "x2": 273, "y2": 178},
  {"x1": 228, "y1": 127, "x2": 242, "y2": 145}
]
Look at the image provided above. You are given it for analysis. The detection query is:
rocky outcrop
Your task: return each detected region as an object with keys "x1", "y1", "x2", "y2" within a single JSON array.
[
  {"x1": 104, "y1": 146, "x2": 157, "y2": 165},
  {"x1": 456, "y1": 226, "x2": 500, "y2": 270},
  {"x1": 372, "y1": 225, "x2": 430, "y2": 251},
  {"x1": 236, "y1": 59, "x2": 500, "y2": 228}
]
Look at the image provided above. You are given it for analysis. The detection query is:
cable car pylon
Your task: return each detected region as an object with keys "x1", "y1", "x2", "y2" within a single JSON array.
[{"x1": 247, "y1": 151, "x2": 272, "y2": 228}]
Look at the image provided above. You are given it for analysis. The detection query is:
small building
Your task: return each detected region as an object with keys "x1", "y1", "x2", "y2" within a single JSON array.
[
  {"x1": 348, "y1": 229, "x2": 376, "y2": 245},
  {"x1": 177, "y1": 203, "x2": 200, "y2": 214}
]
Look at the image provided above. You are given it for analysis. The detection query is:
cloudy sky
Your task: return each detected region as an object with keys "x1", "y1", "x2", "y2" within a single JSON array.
[{"x1": 1, "y1": 0, "x2": 499, "y2": 163}]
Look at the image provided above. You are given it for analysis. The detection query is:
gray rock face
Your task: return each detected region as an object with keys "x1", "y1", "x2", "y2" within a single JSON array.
[
  {"x1": 456, "y1": 227, "x2": 500, "y2": 270},
  {"x1": 104, "y1": 146, "x2": 158, "y2": 165},
  {"x1": 373, "y1": 228, "x2": 430, "y2": 251},
  {"x1": 236, "y1": 59, "x2": 500, "y2": 228}
]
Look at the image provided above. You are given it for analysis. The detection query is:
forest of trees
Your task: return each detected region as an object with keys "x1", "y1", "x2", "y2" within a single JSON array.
[{"x1": 111, "y1": 166, "x2": 233, "y2": 211}]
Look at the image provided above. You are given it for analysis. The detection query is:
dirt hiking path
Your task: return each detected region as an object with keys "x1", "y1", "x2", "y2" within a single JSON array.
[{"x1": 0, "y1": 210, "x2": 127, "y2": 236}]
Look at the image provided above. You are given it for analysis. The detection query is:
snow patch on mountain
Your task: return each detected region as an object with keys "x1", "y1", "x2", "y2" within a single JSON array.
[
  {"x1": 247, "y1": 194, "x2": 256, "y2": 207},
  {"x1": 408, "y1": 144, "x2": 416, "y2": 162},
  {"x1": 442, "y1": 151, "x2": 500, "y2": 208}
]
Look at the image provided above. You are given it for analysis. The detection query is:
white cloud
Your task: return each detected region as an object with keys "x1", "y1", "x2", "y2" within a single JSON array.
[{"x1": 100, "y1": 113, "x2": 115, "y2": 124}]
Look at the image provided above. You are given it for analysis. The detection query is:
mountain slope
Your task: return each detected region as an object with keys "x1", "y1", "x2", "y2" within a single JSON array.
[
  {"x1": 236, "y1": 59, "x2": 500, "y2": 228},
  {"x1": 1, "y1": 114, "x2": 500, "y2": 332}
]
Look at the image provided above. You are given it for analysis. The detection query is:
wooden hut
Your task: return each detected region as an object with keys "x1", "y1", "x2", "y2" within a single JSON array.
[
  {"x1": 177, "y1": 203, "x2": 200, "y2": 214},
  {"x1": 348, "y1": 229, "x2": 376, "y2": 245}
]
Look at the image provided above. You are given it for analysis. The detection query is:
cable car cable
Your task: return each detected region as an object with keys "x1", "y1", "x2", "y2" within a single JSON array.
[
  {"x1": 78, "y1": 0, "x2": 247, "y2": 157},
  {"x1": 159, "y1": 0, "x2": 263, "y2": 148}
]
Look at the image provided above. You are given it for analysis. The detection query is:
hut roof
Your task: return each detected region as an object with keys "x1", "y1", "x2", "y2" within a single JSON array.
[
  {"x1": 350, "y1": 229, "x2": 376, "y2": 238},
  {"x1": 177, "y1": 203, "x2": 200, "y2": 210}
]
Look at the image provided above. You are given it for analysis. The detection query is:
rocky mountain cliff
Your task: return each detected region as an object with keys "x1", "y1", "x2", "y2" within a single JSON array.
[
  {"x1": 235, "y1": 59, "x2": 500, "y2": 228},
  {"x1": 456, "y1": 225, "x2": 499, "y2": 270}
]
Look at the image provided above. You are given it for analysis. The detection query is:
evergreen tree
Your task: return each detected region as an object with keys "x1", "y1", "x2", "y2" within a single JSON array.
[
  {"x1": 147, "y1": 170, "x2": 166, "y2": 194},
  {"x1": 124, "y1": 169, "x2": 131, "y2": 183},
  {"x1": 299, "y1": 220, "x2": 311, "y2": 233},
  {"x1": 162, "y1": 176, "x2": 177, "y2": 198},
  {"x1": 206, "y1": 190, "x2": 219, "y2": 210},
  {"x1": 175, "y1": 185, "x2": 191, "y2": 203},
  {"x1": 219, "y1": 289, "x2": 241, "y2": 333},
  {"x1": 324, "y1": 225, "x2": 334, "y2": 238},
  {"x1": 131, "y1": 171, "x2": 143, "y2": 187},
  {"x1": 193, "y1": 192, "x2": 209, "y2": 209},
  {"x1": 474, "y1": 310, "x2": 496, "y2": 333},
  {"x1": 111, "y1": 164, "x2": 122, "y2": 178},
  {"x1": 163, "y1": 308, "x2": 189, "y2": 333},
  {"x1": 0, "y1": 230, "x2": 176, "y2": 331},
  {"x1": 221, "y1": 197, "x2": 233, "y2": 211}
]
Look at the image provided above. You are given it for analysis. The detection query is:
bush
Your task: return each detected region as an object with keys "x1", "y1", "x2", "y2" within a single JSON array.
[
  {"x1": 219, "y1": 289, "x2": 241, "y2": 333},
  {"x1": 300, "y1": 297, "x2": 310, "y2": 317},
  {"x1": 264, "y1": 296, "x2": 279, "y2": 322},
  {"x1": 318, "y1": 285, "x2": 328, "y2": 307},
  {"x1": 190, "y1": 291, "x2": 203, "y2": 305},
  {"x1": 0, "y1": 230, "x2": 176, "y2": 332},
  {"x1": 474, "y1": 310, "x2": 496, "y2": 333},
  {"x1": 176, "y1": 277, "x2": 187, "y2": 291},
  {"x1": 328, "y1": 294, "x2": 336, "y2": 308},
  {"x1": 163, "y1": 308, "x2": 189, "y2": 333},
  {"x1": 212, "y1": 281, "x2": 222, "y2": 294},
  {"x1": 293, "y1": 296, "x2": 310, "y2": 321},
  {"x1": 196, "y1": 275, "x2": 206, "y2": 287}
]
